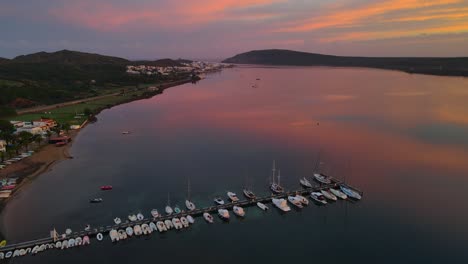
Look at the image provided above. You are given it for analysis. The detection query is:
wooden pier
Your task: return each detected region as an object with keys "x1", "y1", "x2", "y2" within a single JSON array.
[{"x1": 0, "y1": 179, "x2": 362, "y2": 255}]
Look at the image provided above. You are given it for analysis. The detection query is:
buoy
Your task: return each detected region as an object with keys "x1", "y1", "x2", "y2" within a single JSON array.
[{"x1": 96, "y1": 233, "x2": 103, "y2": 241}]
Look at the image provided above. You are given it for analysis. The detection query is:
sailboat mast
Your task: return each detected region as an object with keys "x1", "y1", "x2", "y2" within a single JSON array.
[
  {"x1": 278, "y1": 169, "x2": 281, "y2": 186},
  {"x1": 272, "y1": 160, "x2": 276, "y2": 184}
]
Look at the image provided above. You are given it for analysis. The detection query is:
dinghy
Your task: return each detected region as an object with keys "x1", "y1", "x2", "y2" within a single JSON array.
[
  {"x1": 257, "y1": 202, "x2": 268, "y2": 211},
  {"x1": 96, "y1": 233, "x2": 104, "y2": 241}
]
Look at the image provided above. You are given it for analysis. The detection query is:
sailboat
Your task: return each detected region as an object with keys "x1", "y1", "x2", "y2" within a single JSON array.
[
  {"x1": 243, "y1": 172, "x2": 256, "y2": 199},
  {"x1": 165, "y1": 193, "x2": 173, "y2": 215},
  {"x1": 185, "y1": 178, "x2": 196, "y2": 211},
  {"x1": 299, "y1": 177, "x2": 313, "y2": 188},
  {"x1": 270, "y1": 160, "x2": 284, "y2": 194}
]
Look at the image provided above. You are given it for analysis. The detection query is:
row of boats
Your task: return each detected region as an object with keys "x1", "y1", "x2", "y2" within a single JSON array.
[{"x1": 0, "y1": 236, "x2": 91, "y2": 259}]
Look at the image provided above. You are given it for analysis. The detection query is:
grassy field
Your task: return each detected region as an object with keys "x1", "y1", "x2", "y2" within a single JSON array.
[{"x1": 10, "y1": 92, "x2": 140, "y2": 125}]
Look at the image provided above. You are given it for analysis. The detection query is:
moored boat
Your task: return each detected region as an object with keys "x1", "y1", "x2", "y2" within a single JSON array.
[
  {"x1": 137, "y1": 213, "x2": 144, "y2": 220},
  {"x1": 118, "y1": 230, "x2": 127, "y2": 240},
  {"x1": 110, "y1": 229, "x2": 119, "y2": 242},
  {"x1": 128, "y1": 214, "x2": 137, "y2": 222},
  {"x1": 270, "y1": 161, "x2": 285, "y2": 194},
  {"x1": 233, "y1": 206, "x2": 246, "y2": 217},
  {"x1": 295, "y1": 194, "x2": 309, "y2": 205},
  {"x1": 243, "y1": 189, "x2": 256, "y2": 199},
  {"x1": 149, "y1": 222, "x2": 157, "y2": 232},
  {"x1": 100, "y1": 185, "x2": 113, "y2": 190},
  {"x1": 174, "y1": 206, "x2": 182, "y2": 214},
  {"x1": 218, "y1": 209, "x2": 230, "y2": 220},
  {"x1": 165, "y1": 205, "x2": 173, "y2": 215},
  {"x1": 329, "y1": 188, "x2": 347, "y2": 199},
  {"x1": 133, "y1": 225, "x2": 142, "y2": 236},
  {"x1": 340, "y1": 185, "x2": 362, "y2": 200},
  {"x1": 114, "y1": 217, "x2": 122, "y2": 225},
  {"x1": 125, "y1": 227, "x2": 134, "y2": 236},
  {"x1": 180, "y1": 216, "x2": 190, "y2": 227},
  {"x1": 186, "y1": 215, "x2": 195, "y2": 224},
  {"x1": 288, "y1": 196, "x2": 303, "y2": 208},
  {"x1": 321, "y1": 189, "x2": 337, "y2": 201},
  {"x1": 313, "y1": 173, "x2": 331, "y2": 184},
  {"x1": 227, "y1": 191, "x2": 239, "y2": 202},
  {"x1": 203, "y1": 212, "x2": 214, "y2": 223},
  {"x1": 157, "y1": 221, "x2": 167, "y2": 232},
  {"x1": 172, "y1": 218, "x2": 183, "y2": 229},
  {"x1": 185, "y1": 200, "x2": 196, "y2": 211},
  {"x1": 310, "y1": 192, "x2": 328, "y2": 205},
  {"x1": 89, "y1": 198, "x2": 103, "y2": 203},
  {"x1": 214, "y1": 197, "x2": 225, "y2": 205},
  {"x1": 300, "y1": 177, "x2": 313, "y2": 188},
  {"x1": 151, "y1": 209, "x2": 160, "y2": 218},
  {"x1": 272, "y1": 198, "x2": 291, "y2": 212},
  {"x1": 257, "y1": 202, "x2": 268, "y2": 211},
  {"x1": 164, "y1": 219, "x2": 173, "y2": 229}
]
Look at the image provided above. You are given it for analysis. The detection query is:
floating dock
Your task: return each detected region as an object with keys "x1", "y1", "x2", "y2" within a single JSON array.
[{"x1": 0, "y1": 177, "x2": 362, "y2": 257}]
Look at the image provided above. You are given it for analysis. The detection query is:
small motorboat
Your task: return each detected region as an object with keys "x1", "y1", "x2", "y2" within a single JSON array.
[
  {"x1": 243, "y1": 189, "x2": 256, "y2": 199},
  {"x1": 157, "y1": 221, "x2": 167, "y2": 232},
  {"x1": 164, "y1": 219, "x2": 173, "y2": 229},
  {"x1": 118, "y1": 230, "x2": 127, "y2": 240},
  {"x1": 141, "y1": 224, "x2": 152, "y2": 235},
  {"x1": 288, "y1": 196, "x2": 303, "y2": 208},
  {"x1": 137, "y1": 213, "x2": 144, "y2": 221},
  {"x1": 310, "y1": 192, "x2": 328, "y2": 205},
  {"x1": 114, "y1": 217, "x2": 122, "y2": 225},
  {"x1": 185, "y1": 200, "x2": 196, "y2": 211},
  {"x1": 257, "y1": 202, "x2": 268, "y2": 211},
  {"x1": 233, "y1": 206, "x2": 245, "y2": 217},
  {"x1": 272, "y1": 198, "x2": 291, "y2": 212},
  {"x1": 84, "y1": 224, "x2": 91, "y2": 231},
  {"x1": 89, "y1": 198, "x2": 103, "y2": 203},
  {"x1": 165, "y1": 205, "x2": 173, "y2": 215},
  {"x1": 172, "y1": 218, "x2": 183, "y2": 229},
  {"x1": 340, "y1": 185, "x2": 362, "y2": 200},
  {"x1": 218, "y1": 209, "x2": 230, "y2": 220},
  {"x1": 313, "y1": 173, "x2": 332, "y2": 184},
  {"x1": 110, "y1": 229, "x2": 119, "y2": 242},
  {"x1": 329, "y1": 188, "x2": 348, "y2": 199},
  {"x1": 82, "y1": 236, "x2": 90, "y2": 245},
  {"x1": 214, "y1": 197, "x2": 225, "y2": 205},
  {"x1": 299, "y1": 177, "x2": 313, "y2": 188},
  {"x1": 128, "y1": 214, "x2": 137, "y2": 222},
  {"x1": 174, "y1": 206, "x2": 182, "y2": 214},
  {"x1": 121, "y1": 131, "x2": 131, "y2": 135},
  {"x1": 295, "y1": 194, "x2": 309, "y2": 205},
  {"x1": 133, "y1": 225, "x2": 142, "y2": 236},
  {"x1": 75, "y1": 237, "x2": 82, "y2": 246},
  {"x1": 186, "y1": 215, "x2": 195, "y2": 224},
  {"x1": 125, "y1": 227, "x2": 134, "y2": 236},
  {"x1": 151, "y1": 209, "x2": 160, "y2": 218},
  {"x1": 149, "y1": 222, "x2": 157, "y2": 232},
  {"x1": 66, "y1": 228, "x2": 72, "y2": 235},
  {"x1": 321, "y1": 189, "x2": 338, "y2": 201},
  {"x1": 180, "y1": 217, "x2": 190, "y2": 227},
  {"x1": 227, "y1": 191, "x2": 239, "y2": 202},
  {"x1": 203, "y1": 212, "x2": 214, "y2": 223},
  {"x1": 100, "y1": 185, "x2": 113, "y2": 191}
]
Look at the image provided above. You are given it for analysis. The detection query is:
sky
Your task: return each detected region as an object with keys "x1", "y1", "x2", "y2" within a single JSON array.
[{"x1": 1, "y1": 0, "x2": 468, "y2": 59}]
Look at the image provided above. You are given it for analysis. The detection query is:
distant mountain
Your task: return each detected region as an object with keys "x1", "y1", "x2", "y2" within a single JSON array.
[
  {"x1": 223, "y1": 49, "x2": 468, "y2": 77},
  {"x1": 0, "y1": 57, "x2": 10, "y2": 64},
  {"x1": 132, "y1": 58, "x2": 183, "y2": 67},
  {"x1": 12, "y1": 50, "x2": 129, "y2": 65}
]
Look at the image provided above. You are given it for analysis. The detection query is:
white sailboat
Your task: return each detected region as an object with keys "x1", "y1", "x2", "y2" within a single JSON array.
[
  {"x1": 321, "y1": 189, "x2": 338, "y2": 201},
  {"x1": 299, "y1": 177, "x2": 313, "y2": 188},
  {"x1": 270, "y1": 160, "x2": 284, "y2": 194},
  {"x1": 165, "y1": 193, "x2": 173, "y2": 215},
  {"x1": 185, "y1": 178, "x2": 196, "y2": 211},
  {"x1": 329, "y1": 188, "x2": 348, "y2": 199}
]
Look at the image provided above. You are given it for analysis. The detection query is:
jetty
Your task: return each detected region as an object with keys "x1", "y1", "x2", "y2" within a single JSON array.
[{"x1": 0, "y1": 177, "x2": 362, "y2": 257}]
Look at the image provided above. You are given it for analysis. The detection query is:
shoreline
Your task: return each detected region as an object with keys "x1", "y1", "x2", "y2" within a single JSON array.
[{"x1": 0, "y1": 78, "x2": 193, "y2": 241}]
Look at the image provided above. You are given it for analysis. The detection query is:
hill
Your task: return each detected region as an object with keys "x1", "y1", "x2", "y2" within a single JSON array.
[
  {"x1": 12, "y1": 49, "x2": 129, "y2": 65},
  {"x1": 223, "y1": 49, "x2": 468, "y2": 77},
  {"x1": 0, "y1": 58, "x2": 10, "y2": 64},
  {"x1": 132, "y1": 58, "x2": 183, "y2": 67},
  {"x1": 0, "y1": 50, "x2": 189, "y2": 109}
]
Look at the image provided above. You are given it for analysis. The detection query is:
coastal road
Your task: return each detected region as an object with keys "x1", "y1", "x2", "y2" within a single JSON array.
[{"x1": 16, "y1": 93, "x2": 121, "y2": 115}]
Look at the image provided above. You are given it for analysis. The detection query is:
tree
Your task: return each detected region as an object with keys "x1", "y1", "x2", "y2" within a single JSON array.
[
  {"x1": 33, "y1": 134, "x2": 43, "y2": 146},
  {"x1": 0, "y1": 120, "x2": 15, "y2": 135},
  {"x1": 83, "y1": 108, "x2": 92, "y2": 116},
  {"x1": 18, "y1": 131, "x2": 33, "y2": 151}
]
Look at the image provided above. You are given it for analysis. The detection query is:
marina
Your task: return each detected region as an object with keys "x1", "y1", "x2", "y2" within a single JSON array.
[{"x1": 0, "y1": 177, "x2": 362, "y2": 258}]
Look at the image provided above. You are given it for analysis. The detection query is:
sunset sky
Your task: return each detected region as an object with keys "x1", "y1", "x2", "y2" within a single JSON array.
[{"x1": 1, "y1": 0, "x2": 468, "y2": 59}]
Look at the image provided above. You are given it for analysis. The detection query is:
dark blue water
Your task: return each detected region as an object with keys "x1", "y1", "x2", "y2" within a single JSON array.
[{"x1": 2, "y1": 66, "x2": 468, "y2": 263}]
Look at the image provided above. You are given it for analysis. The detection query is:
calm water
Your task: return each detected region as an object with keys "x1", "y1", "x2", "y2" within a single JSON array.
[{"x1": 2, "y1": 66, "x2": 468, "y2": 263}]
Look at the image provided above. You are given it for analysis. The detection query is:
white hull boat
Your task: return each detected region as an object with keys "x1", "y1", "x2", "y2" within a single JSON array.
[
  {"x1": 165, "y1": 206, "x2": 173, "y2": 215},
  {"x1": 180, "y1": 217, "x2": 190, "y2": 227},
  {"x1": 257, "y1": 202, "x2": 268, "y2": 211},
  {"x1": 137, "y1": 213, "x2": 144, "y2": 220},
  {"x1": 329, "y1": 188, "x2": 348, "y2": 199},
  {"x1": 185, "y1": 200, "x2": 196, "y2": 211},
  {"x1": 114, "y1": 217, "x2": 122, "y2": 225},
  {"x1": 227, "y1": 191, "x2": 239, "y2": 202},
  {"x1": 110, "y1": 229, "x2": 119, "y2": 242},
  {"x1": 300, "y1": 177, "x2": 313, "y2": 188},
  {"x1": 288, "y1": 196, "x2": 303, "y2": 208},
  {"x1": 272, "y1": 198, "x2": 291, "y2": 212},
  {"x1": 141, "y1": 224, "x2": 152, "y2": 234},
  {"x1": 133, "y1": 225, "x2": 142, "y2": 236},
  {"x1": 126, "y1": 227, "x2": 134, "y2": 236},
  {"x1": 233, "y1": 206, "x2": 245, "y2": 217},
  {"x1": 128, "y1": 215, "x2": 137, "y2": 222},
  {"x1": 214, "y1": 197, "x2": 225, "y2": 205},
  {"x1": 218, "y1": 209, "x2": 230, "y2": 220},
  {"x1": 203, "y1": 212, "x2": 214, "y2": 223},
  {"x1": 314, "y1": 173, "x2": 331, "y2": 184},
  {"x1": 295, "y1": 194, "x2": 309, "y2": 205},
  {"x1": 151, "y1": 209, "x2": 160, "y2": 218},
  {"x1": 149, "y1": 222, "x2": 157, "y2": 232},
  {"x1": 321, "y1": 189, "x2": 337, "y2": 201},
  {"x1": 157, "y1": 221, "x2": 167, "y2": 232},
  {"x1": 187, "y1": 215, "x2": 195, "y2": 224},
  {"x1": 118, "y1": 230, "x2": 127, "y2": 240},
  {"x1": 243, "y1": 189, "x2": 256, "y2": 199},
  {"x1": 164, "y1": 220, "x2": 173, "y2": 229},
  {"x1": 310, "y1": 192, "x2": 328, "y2": 205},
  {"x1": 172, "y1": 218, "x2": 183, "y2": 229},
  {"x1": 340, "y1": 185, "x2": 362, "y2": 200}
]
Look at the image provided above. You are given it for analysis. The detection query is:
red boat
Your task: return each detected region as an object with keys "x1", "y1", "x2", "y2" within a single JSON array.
[
  {"x1": 100, "y1": 185, "x2": 113, "y2": 190},
  {"x1": 1, "y1": 185, "x2": 16, "y2": 191}
]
